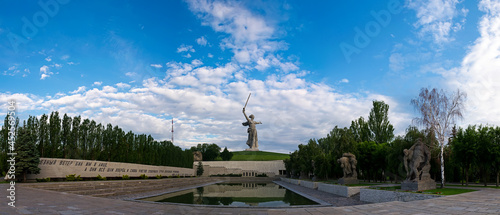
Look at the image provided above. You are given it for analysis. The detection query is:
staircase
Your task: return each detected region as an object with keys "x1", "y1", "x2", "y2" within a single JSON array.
[{"x1": 20, "y1": 177, "x2": 219, "y2": 198}]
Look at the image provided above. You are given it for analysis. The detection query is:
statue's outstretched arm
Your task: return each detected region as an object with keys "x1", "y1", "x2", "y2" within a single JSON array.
[
  {"x1": 255, "y1": 121, "x2": 262, "y2": 124},
  {"x1": 243, "y1": 108, "x2": 250, "y2": 121}
]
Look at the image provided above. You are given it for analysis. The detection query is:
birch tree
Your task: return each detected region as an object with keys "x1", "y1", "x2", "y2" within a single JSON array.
[{"x1": 411, "y1": 88, "x2": 466, "y2": 188}]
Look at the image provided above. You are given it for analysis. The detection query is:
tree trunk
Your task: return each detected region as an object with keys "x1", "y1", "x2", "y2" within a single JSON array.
[
  {"x1": 496, "y1": 171, "x2": 499, "y2": 187},
  {"x1": 440, "y1": 144, "x2": 445, "y2": 188},
  {"x1": 484, "y1": 170, "x2": 488, "y2": 187},
  {"x1": 465, "y1": 167, "x2": 469, "y2": 187},
  {"x1": 461, "y1": 167, "x2": 464, "y2": 186}
]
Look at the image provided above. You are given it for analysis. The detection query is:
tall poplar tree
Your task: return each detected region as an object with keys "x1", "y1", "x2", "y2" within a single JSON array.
[{"x1": 368, "y1": 100, "x2": 394, "y2": 144}]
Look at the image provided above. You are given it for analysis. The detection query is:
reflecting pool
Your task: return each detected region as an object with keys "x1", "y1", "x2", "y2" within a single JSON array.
[{"x1": 139, "y1": 182, "x2": 319, "y2": 207}]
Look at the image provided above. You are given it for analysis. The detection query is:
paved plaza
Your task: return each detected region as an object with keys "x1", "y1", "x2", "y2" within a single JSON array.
[{"x1": 1, "y1": 181, "x2": 499, "y2": 215}]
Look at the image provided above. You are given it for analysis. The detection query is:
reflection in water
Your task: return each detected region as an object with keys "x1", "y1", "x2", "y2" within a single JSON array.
[{"x1": 140, "y1": 183, "x2": 319, "y2": 207}]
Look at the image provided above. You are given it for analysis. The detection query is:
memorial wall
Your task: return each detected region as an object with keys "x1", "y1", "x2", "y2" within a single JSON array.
[{"x1": 26, "y1": 158, "x2": 194, "y2": 180}]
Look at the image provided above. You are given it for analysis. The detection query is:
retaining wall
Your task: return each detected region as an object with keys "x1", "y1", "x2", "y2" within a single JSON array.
[
  {"x1": 317, "y1": 183, "x2": 365, "y2": 197},
  {"x1": 360, "y1": 188, "x2": 442, "y2": 203}
]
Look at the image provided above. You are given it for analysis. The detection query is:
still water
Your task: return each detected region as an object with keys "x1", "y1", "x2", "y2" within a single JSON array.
[{"x1": 139, "y1": 182, "x2": 319, "y2": 207}]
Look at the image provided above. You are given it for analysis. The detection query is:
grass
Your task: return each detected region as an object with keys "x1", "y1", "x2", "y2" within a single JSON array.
[
  {"x1": 447, "y1": 184, "x2": 500, "y2": 189},
  {"x1": 372, "y1": 185, "x2": 476, "y2": 195},
  {"x1": 230, "y1": 151, "x2": 289, "y2": 161}
]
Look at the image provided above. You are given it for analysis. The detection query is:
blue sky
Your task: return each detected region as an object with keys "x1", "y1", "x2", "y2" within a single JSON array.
[{"x1": 1, "y1": 0, "x2": 500, "y2": 153}]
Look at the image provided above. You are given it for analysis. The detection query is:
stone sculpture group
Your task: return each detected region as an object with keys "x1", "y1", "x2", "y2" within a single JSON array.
[
  {"x1": 337, "y1": 153, "x2": 359, "y2": 185},
  {"x1": 402, "y1": 138, "x2": 435, "y2": 191}
]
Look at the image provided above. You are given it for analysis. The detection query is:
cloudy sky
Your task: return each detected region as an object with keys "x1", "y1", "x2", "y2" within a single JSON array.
[{"x1": 1, "y1": 0, "x2": 499, "y2": 153}]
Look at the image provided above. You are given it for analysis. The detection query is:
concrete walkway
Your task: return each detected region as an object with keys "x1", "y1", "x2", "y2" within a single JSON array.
[{"x1": 1, "y1": 183, "x2": 499, "y2": 214}]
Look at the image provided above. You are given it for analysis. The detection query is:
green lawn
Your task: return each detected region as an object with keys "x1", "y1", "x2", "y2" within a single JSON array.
[
  {"x1": 372, "y1": 185, "x2": 476, "y2": 195},
  {"x1": 230, "y1": 151, "x2": 289, "y2": 161},
  {"x1": 447, "y1": 184, "x2": 500, "y2": 189}
]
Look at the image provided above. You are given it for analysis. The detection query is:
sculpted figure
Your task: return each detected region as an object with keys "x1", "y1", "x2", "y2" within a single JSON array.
[
  {"x1": 338, "y1": 153, "x2": 357, "y2": 178},
  {"x1": 242, "y1": 107, "x2": 261, "y2": 149},
  {"x1": 193, "y1": 151, "x2": 203, "y2": 161},
  {"x1": 404, "y1": 139, "x2": 431, "y2": 182}
]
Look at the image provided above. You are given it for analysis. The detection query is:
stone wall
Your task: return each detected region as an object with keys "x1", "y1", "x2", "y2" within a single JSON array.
[
  {"x1": 26, "y1": 158, "x2": 194, "y2": 180},
  {"x1": 317, "y1": 183, "x2": 365, "y2": 197},
  {"x1": 196, "y1": 160, "x2": 285, "y2": 177},
  {"x1": 360, "y1": 188, "x2": 442, "y2": 203},
  {"x1": 300, "y1": 180, "x2": 318, "y2": 189}
]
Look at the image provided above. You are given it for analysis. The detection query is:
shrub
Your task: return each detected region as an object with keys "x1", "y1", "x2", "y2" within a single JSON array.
[
  {"x1": 140, "y1": 174, "x2": 148, "y2": 179},
  {"x1": 122, "y1": 175, "x2": 130, "y2": 180},
  {"x1": 97, "y1": 174, "x2": 107, "y2": 180},
  {"x1": 256, "y1": 173, "x2": 268, "y2": 177},
  {"x1": 156, "y1": 175, "x2": 162, "y2": 179},
  {"x1": 36, "y1": 178, "x2": 50, "y2": 182},
  {"x1": 66, "y1": 174, "x2": 82, "y2": 181},
  {"x1": 209, "y1": 173, "x2": 242, "y2": 177}
]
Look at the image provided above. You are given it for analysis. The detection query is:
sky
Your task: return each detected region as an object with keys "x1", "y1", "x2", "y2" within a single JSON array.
[{"x1": 1, "y1": 0, "x2": 499, "y2": 153}]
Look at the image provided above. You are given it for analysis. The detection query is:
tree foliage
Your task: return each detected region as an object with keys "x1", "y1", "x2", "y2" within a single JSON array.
[
  {"x1": 0, "y1": 112, "x2": 194, "y2": 174},
  {"x1": 368, "y1": 100, "x2": 394, "y2": 144},
  {"x1": 220, "y1": 147, "x2": 233, "y2": 161},
  {"x1": 15, "y1": 126, "x2": 41, "y2": 182},
  {"x1": 196, "y1": 161, "x2": 204, "y2": 176}
]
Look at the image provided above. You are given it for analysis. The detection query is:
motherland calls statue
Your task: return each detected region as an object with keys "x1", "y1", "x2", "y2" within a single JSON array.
[
  {"x1": 401, "y1": 138, "x2": 435, "y2": 191},
  {"x1": 242, "y1": 93, "x2": 261, "y2": 151},
  {"x1": 337, "y1": 153, "x2": 358, "y2": 185}
]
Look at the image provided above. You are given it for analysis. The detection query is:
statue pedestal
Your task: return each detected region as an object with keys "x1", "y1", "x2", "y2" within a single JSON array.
[
  {"x1": 244, "y1": 148, "x2": 259, "y2": 151},
  {"x1": 401, "y1": 179, "x2": 436, "y2": 191},
  {"x1": 338, "y1": 177, "x2": 358, "y2": 185}
]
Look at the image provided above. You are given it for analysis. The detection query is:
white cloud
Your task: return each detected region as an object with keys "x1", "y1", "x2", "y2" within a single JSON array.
[
  {"x1": 8, "y1": 66, "x2": 16, "y2": 70},
  {"x1": 70, "y1": 86, "x2": 86, "y2": 94},
  {"x1": 93, "y1": 81, "x2": 102, "y2": 86},
  {"x1": 183, "y1": 53, "x2": 192, "y2": 58},
  {"x1": 54, "y1": 63, "x2": 62, "y2": 69},
  {"x1": 177, "y1": 44, "x2": 195, "y2": 53},
  {"x1": 116, "y1": 82, "x2": 131, "y2": 89},
  {"x1": 196, "y1": 36, "x2": 208, "y2": 46},
  {"x1": 447, "y1": 0, "x2": 500, "y2": 126},
  {"x1": 208, "y1": 53, "x2": 214, "y2": 58},
  {"x1": 340, "y1": 78, "x2": 349, "y2": 83},
  {"x1": 150, "y1": 64, "x2": 163, "y2": 68},
  {"x1": 186, "y1": 0, "x2": 297, "y2": 72},
  {"x1": 1, "y1": 64, "x2": 410, "y2": 153},
  {"x1": 40, "y1": 65, "x2": 53, "y2": 80},
  {"x1": 389, "y1": 53, "x2": 405, "y2": 72},
  {"x1": 125, "y1": 72, "x2": 137, "y2": 77},
  {"x1": 45, "y1": 56, "x2": 52, "y2": 62},
  {"x1": 61, "y1": 55, "x2": 70, "y2": 60},
  {"x1": 407, "y1": 0, "x2": 468, "y2": 44}
]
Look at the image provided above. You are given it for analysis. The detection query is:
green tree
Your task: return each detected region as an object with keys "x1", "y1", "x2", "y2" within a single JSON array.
[
  {"x1": 220, "y1": 147, "x2": 233, "y2": 161},
  {"x1": 451, "y1": 126, "x2": 476, "y2": 186},
  {"x1": 69, "y1": 116, "x2": 81, "y2": 159},
  {"x1": 38, "y1": 114, "x2": 49, "y2": 157},
  {"x1": 350, "y1": 116, "x2": 372, "y2": 143},
  {"x1": 61, "y1": 114, "x2": 72, "y2": 158},
  {"x1": 411, "y1": 88, "x2": 466, "y2": 188},
  {"x1": 195, "y1": 143, "x2": 221, "y2": 161},
  {"x1": 476, "y1": 125, "x2": 493, "y2": 186},
  {"x1": 196, "y1": 161, "x2": 204, "y2": 176},
  {"x1": 313, "y1": 152, "x2": 331, "y2": 180},
  {"x1": 15, "y1": 127, "x2": 41, "y2": 182},
  {"x1": 368, "y1": 100, "x2": 394, "y2": 144},
  {"x1": 491, "y1": 126, "x2": 500, "y2": 187},
  {"x1": 48, "y1": 111, "x2": 61, "y2": 158}
]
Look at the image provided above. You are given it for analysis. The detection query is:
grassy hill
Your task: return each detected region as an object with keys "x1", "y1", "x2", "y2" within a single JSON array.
[{"x1": 230, "y1": 151, "x2": 289, "y2": 161}]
